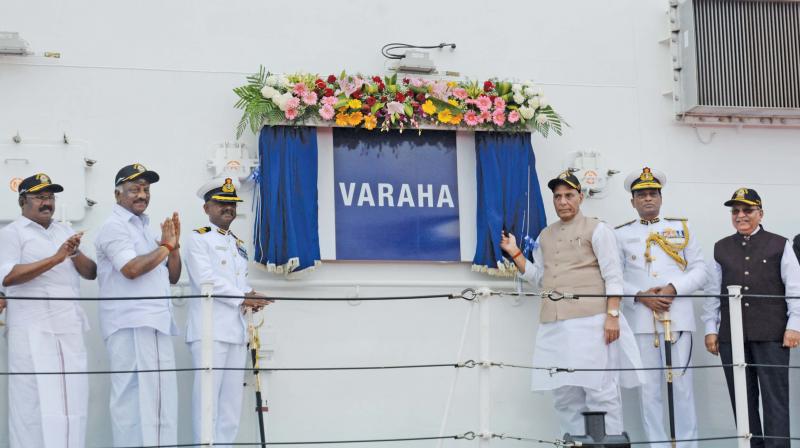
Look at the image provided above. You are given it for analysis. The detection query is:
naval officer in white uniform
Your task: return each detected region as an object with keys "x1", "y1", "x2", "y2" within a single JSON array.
[
  {"x1": 95, "y1": 163, "x2": 182, "y2": 447},
  {"x1": 615, "y1": 167, "x2": 706, "y2": 447},
  {"x1": 185, "y1": 178, "x2": 270, "y2": 446},
  {"x1": 0, "y1": 173, "x2": 97, "y2": 448},
  {"x1": 501, "y1": 170, "x2": 643, "y2": 436}
]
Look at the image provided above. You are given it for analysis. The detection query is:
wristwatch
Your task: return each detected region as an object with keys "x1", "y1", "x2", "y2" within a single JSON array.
[{"x1": 606, "y1": 309, "x2": 620, "y2": 318}]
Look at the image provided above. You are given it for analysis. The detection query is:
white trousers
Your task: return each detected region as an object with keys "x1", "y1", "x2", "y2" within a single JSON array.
[
  {"x1": 551, "y1": 379, "x2": 623, "y2": 437},
  {"x1": 635, "y1": 332, "x2": 697, "y2": 448},
  {"x1": 106, "y1": 327, "x2": 177, "y2": 447},
  {"x1": 8, "y1": 328, "x2": 88, "y2": 448},
  {"x1": 189, "y1": 341, "x2": 247, "y2": 447}
]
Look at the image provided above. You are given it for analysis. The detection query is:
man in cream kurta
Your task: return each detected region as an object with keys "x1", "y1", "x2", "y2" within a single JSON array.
[
  {"x1": 185, "y1": 178, "x2": 271, "y2": 446},
  {"x1": 502, "y1": 170, "x2": 643, "y2": 436},
  {"x1": 615, "y1": 167, "x2": 706, "y2": 448}
]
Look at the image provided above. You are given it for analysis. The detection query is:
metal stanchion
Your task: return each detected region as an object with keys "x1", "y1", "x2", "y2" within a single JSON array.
[
  {"x1": 478, "y1": 287, "x2": 491, "y2": 447},
  {"x1": 727, "y1": 285, "x2": 750, "y2": 448},
  {"x1": 200, "y1": 282, "x2": 215, "y2": 446}
]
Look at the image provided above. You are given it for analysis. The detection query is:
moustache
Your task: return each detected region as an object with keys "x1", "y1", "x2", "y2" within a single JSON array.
[{"x1": 38, "y1": 206, "x2": 53, "y2": 212}]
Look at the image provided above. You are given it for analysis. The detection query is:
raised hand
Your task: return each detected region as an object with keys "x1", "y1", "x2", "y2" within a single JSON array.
[
  {"x1": 171, "y1": 212, "x2": 181, "y2": 244},
  {"x1": 500, "y1": 230, "x2": 518, "y2": 254},
  {"x1": 160, "y1": 218, "x2": 177, "y2": 248},
  {"x1": 56, "y1": 232, "x2": 83, "y2": 261}
]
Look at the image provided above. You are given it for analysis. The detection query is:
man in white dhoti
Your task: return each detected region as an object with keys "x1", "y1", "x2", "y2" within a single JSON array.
[
  {"x1": 615, "y1": 167, "x2": 706, "y2": 447},
  {"x1": 95, "y1": 163, "x2": 182, "y2": 447},
  {"x1": 501, "y1": 170, "x2": 643, "y2": 436},
  {"x1": 0, "y1": 173, "x2": 97, "y2": 448},
  {"x1": 185, "y1": 178, "x2": 271, "y2": 446}
]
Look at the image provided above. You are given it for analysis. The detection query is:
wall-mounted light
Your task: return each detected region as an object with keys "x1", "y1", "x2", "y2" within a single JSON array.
[
  {"x1": 381, "y1": 42, "x2": 456, "y2": 74},
  {"x1": 0, "y1": 32, "x2": 32, "y2": 55}
]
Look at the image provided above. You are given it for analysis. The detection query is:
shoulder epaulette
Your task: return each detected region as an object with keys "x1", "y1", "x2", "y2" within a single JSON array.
[
  {"x1": 664, "y1": 217, "x2": 687, "y2": 221},
  {"x1": 193, "y1": 226, "x2": 211, "y2": 234},
  {"x1": 229, "y1": 230, "x2": 244, "y2": 244},
  {"x1": 615, "y1": 219, "x2": 636, "y2": 229}
]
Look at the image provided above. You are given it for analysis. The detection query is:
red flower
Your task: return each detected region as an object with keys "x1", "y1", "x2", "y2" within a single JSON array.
[
  {"x1": 378, "y1": 83, "x2": 385, "y2": 92},
  {"x1": 395, "y1": 92, "x2": 406, "y2": 102},
  {"x1": 365, "y1": 96, "x2": 377, "y2": 106},
  {"x1": 323, "y1": 88, "x2": 334, "y2": 97},
  {"x1": 380, "y1": 96, "x2": 388, "y2": 102},
  {"x1": 362, "y1": 105, "x2": 371, "y2": 113},
  {"x1": 489, "y1": 95, "x2": 497, "y2": 102},
  {"x1": 483, "y1": 81, "x2": 494, "y2": 92},
  {"x1": 372, "y1": 76, "x2": 382, "y2": 83},
  {"x1": 327, "y1": 75, "x2": 337, "y2": 83},
  {"x1": 315, "y1": 79, "x2": 326, "y2": 90},
  {"x1": 415, "y1": 93, "x2": 426, "y2": 102},
  {"x1": 351, "y1": 90, "x2": 362, "y2": 99},
  {"x1": 403, "y1": 77, "x2": 410, "y2": 85}
]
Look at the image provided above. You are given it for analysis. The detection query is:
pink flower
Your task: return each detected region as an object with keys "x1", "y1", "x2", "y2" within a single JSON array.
[
  {"x1": 319, "y1": 104, "x2": 335, "y2": 120},
  {"x1": 285, "y1": 97, "x2": 301, "y2": 110},
  {"x1": 492, "y1": 110, "x2": 506, "y2": 126},
  {"x1": 478, "y1": 110, "x2": 491, "y2": 123},
  {"x1": 464, "y1": 110, "x2": 480, "y2": 126},
  {"x1": 285, "y1": 108, "x2": 298, "y2": 120},
  {"x1": 321, "y1": 96, "x2": 338, "y2": 107},
  {"x1": 293, "y1": 83, "x2": 307, "y2": 96},
  {"x1": 302, "y1": 91, "x2": 318, "y2": 106},
  {"x1": 508, "y1": 110, "x2": 521, "y2": 123},
  {"x1": 476, "y1": 95, "x2": 492, "y2": 112},
  {"x1": 386, "y1": 101, "x2": 405, "y2": 115},
  {"x1": 410, "y1": 77, "x2": 425, "y2": 88},
  {"x1": 494, "y1": 97, "x2": 506, "y2": 112},
  {"x1": 452, "y1": 88, "x2": 468, "y2": 100}
]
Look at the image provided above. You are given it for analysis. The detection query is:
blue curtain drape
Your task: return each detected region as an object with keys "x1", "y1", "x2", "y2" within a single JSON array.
[
  {"x1": 254, "y1": 126, "x2": 320, "y2": 274},
  {"x1": 472, "y1": 132, "x2": 547, "y2": 275}
]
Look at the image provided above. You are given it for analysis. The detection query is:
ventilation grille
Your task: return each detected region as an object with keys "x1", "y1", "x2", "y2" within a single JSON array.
[{"x1": 694, "y1": 0, "x2": 800, "y2": 108}]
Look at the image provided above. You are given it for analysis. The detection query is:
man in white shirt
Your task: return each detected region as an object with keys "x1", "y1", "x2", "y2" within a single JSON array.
[
  {"x1": 184, "y1": 178, "x2": 270, "y2": 446},
  {"x1": 702, "y1": 188, "x2": 800, "y2": 448},
  {"x1": 501, "y1": 170, "x2": 642, "y2": 436},
  {"x1": 0, "y1": 173, "x2": 97, "y2": 448},
  {"x1": 615, "y1": 167, "x2": 706, "y2": 447},
  {"x1": 95, "y1": 163, "x2": 182, "y2": 447}
]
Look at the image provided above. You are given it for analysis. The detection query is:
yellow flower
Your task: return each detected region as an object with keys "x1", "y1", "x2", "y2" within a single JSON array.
[
  {"x1": 348, "y1": 99, "x2": 362, "y2": 110},
  {"x1": 335, "y1": 113, "x2": 348, "y2": 126},
  {"x1": 338, "y1": 106, "x2": 348, "y2": 113},
  {"x1": 448, "y1": 99, "x2": 458, "y2": 106},
  {"x1": 447, "y1": 81, "x2": 457, "y2": 88},
  {"x1": 348, "y1": 111, "x2": 364, "y2": 126},
  {"x1": 450, "y1": 113, "x2": 463, "y2": 125},
  {"x1": 437, "y1": 109, "x2": 453, "y2": 124},
  {"x1": 363, "y1": 114, "x2": 377, "y2": 130},
  {"x1": 422, "y1": 100, "x2": 437, "y2": 115}
]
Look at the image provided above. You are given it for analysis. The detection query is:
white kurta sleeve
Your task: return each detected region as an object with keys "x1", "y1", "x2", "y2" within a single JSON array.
[
  {"x1": 517, "y1": 237, "x2": 543, "y2": 288},
  {"x1": 95, "y1": 220, "x2": 138, "y2": 271},
  {"x1": 0, "y1": 227, "x2": 21, "y2": 283},
  {"x1": 701, "y1": 261, "x2": 723, "y2": 335},
  {"x1": 780, "y1": 241, "x2": 800, "y2": 332},
  {"x1": 592, "y1": 223, "x2": 624, "y2": 296},
  {"x1": 670, "y1": 221, "x2": 708, "y2": 295},
  {"x1": 184, "y1": 234, "x2": 245, "y2": 307}
]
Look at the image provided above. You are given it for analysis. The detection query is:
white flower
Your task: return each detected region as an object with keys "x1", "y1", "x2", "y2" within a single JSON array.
[
  {"x1": 519, "y1": 106, "x2": 535, "y2": 120},
  {"x1": 528, "y1": 97, "x2": 541, "y2": 109},
  {"x1": 539, "y1": 97, "x2": 549, "y2": 108},
  {"x1": 536, "y1": 114, "x2": 549, "y2": 124},
  {"x1": 274, "y1": 92, "x2": 294, "y2": 111},
  {"x1": 513, "y1": 93, "x2": 526, "y2": 104},
  {"x1": 523, "y1": 80, "x2": 535, "y2": 88},
  {"x1": 279, "y1": 76, "x2": 292, "y2": 88},
  {"x1": 260, "y1": 85, "x2": 278, "y2": 99},
  {"x1": 265, "y1": 75, "x2": 278, "y2": 87},
  {"x1": 512, "y1": 83, "x2": 523, "y2": 93},
  {"x1": 524, "y1": 87, "x2": 537, "y2": 98},
  {"x1": 536, "y1": 87, "x2": 544, "y2": 96}
]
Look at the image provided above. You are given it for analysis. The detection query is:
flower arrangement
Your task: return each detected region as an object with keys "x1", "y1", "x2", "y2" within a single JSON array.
[{"x1": 234, "y1": 66, "x2": 564, "y2": 138}]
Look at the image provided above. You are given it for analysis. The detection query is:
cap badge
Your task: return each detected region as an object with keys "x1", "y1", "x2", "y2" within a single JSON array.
[
  {"x1": 36, "y1": 173, "x2": 51, "y2": 184},
  {"x1": 735, "y1": 188, "x2": 748, "y2": 200},
  {"x1": 222, "y1": 178, "x2": 235, "y2": 193},
  {"x1": 133, "y1": 163, "x2": 146, "y2": 173},
  {"x1": 639, "y1": 167, "x2": 654, "y2": 182}
]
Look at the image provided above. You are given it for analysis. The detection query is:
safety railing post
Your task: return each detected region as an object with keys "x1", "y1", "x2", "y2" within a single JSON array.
[
  {"x1": 201, "y1": 282, "x2": 215, "y2": 446},
  {"x1": 477, "y1": 287, "x2": 491, "y2": 446},
  {"x1": 727, "y1": 285, "x2": 750, "y2": 448}
]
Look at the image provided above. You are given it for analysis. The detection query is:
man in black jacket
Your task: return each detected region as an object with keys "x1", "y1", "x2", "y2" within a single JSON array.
[{"x1": 702, "y1": 188, "x2": 800, "y2": 448}]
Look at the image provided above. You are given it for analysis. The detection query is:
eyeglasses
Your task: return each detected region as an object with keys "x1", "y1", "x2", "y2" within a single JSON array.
[
  {"x1": 731, "y1": 207, "x2": 760, "y2": 216},
  {"x1": 27, "y1": 194, "x2": 56, "y2": 202}
]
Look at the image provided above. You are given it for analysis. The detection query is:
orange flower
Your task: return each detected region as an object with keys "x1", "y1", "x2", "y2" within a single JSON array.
[
  {"x1": 449, "y1": 113, "x2": 463, "y2": 125},
  {"x1": 335, "y1": 113, "x2": 348, "y2": 126},
  {"x1": 363, "y1": 114, "x2": 377, "y2": 130},
  {"x1": 348, "y1": 111, "x2": 364, "y2": 126}
]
